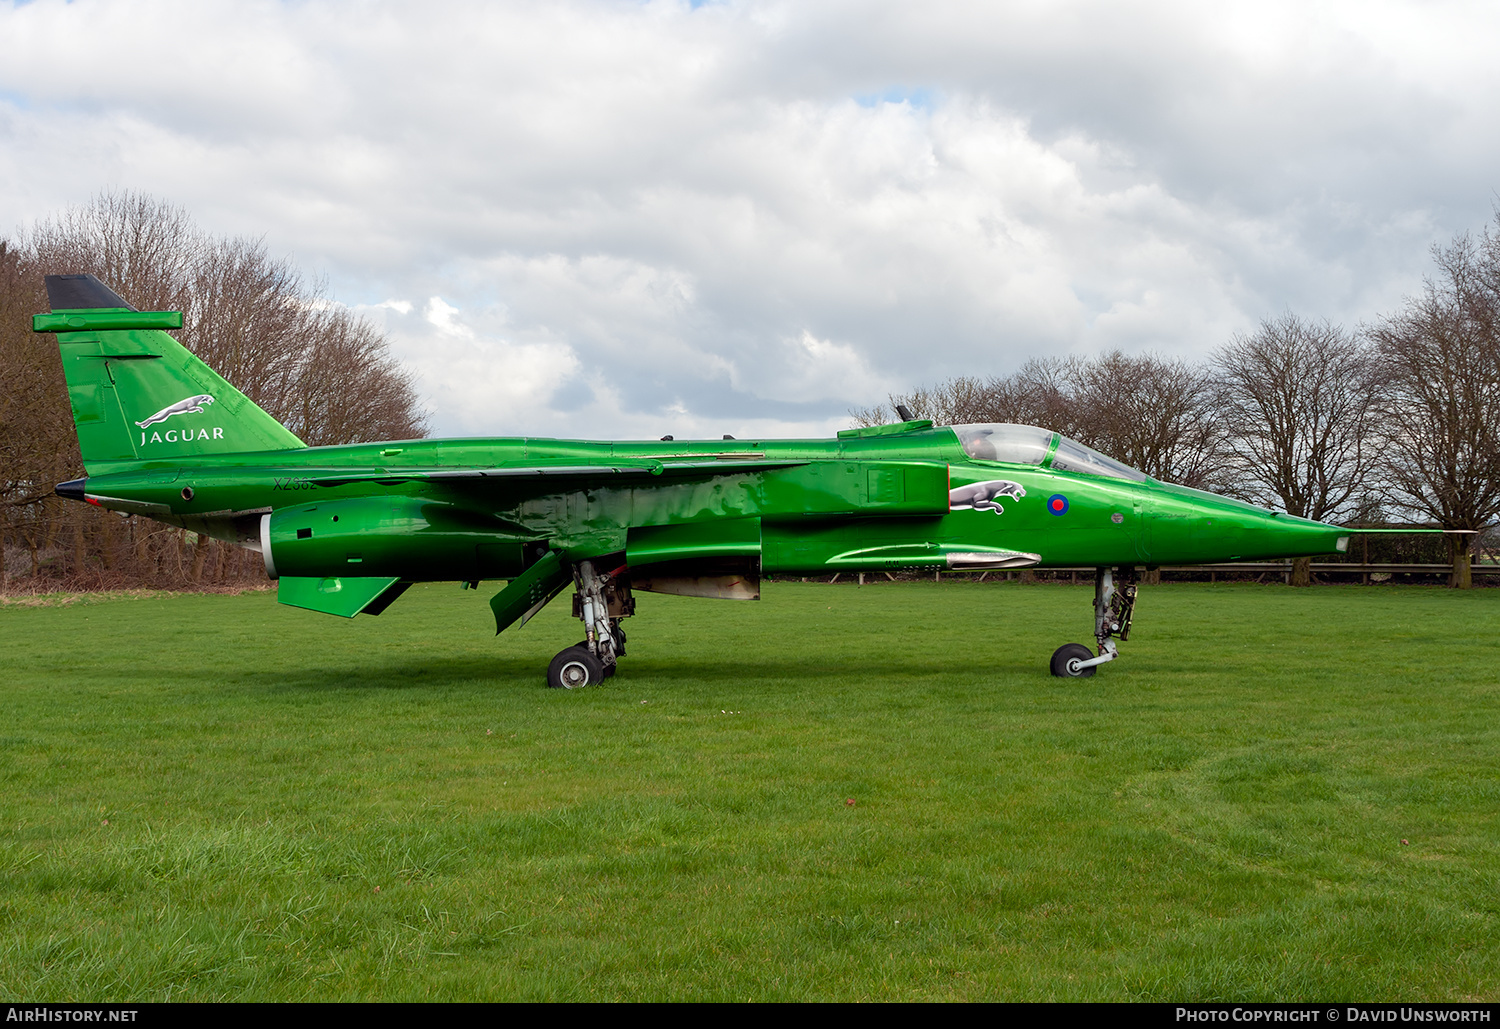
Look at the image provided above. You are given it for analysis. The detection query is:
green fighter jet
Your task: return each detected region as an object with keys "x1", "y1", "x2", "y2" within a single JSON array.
[{"x1": 39, "y1": 273, "x2": 1362, "y2": 687}]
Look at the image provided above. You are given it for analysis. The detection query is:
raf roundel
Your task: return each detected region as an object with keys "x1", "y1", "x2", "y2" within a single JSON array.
[{"x1": 1047, "y1": 494, "x2": 1069, "y2": 516}]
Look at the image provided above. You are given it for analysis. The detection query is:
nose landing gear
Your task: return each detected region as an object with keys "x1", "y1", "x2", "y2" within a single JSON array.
[
  {"x1": 546, "y1": 558, "x2": 635, "y2": 689},
  {"x1": 1051, "y1": 566, "x2": 1138, "y2": 678}
]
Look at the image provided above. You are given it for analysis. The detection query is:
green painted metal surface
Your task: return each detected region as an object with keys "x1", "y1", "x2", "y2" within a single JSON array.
[
  {"x1": 38, "y1": 298, "x2": 1362, "y2": 632},
  {"x1": 277, "y1": 575, "x2": 408, "y2": 618},
  {"x1": 627, "y1": 517, "x2": 762, "y2": 566},
  {"x1": 488, "y1": 550, "x2": 570, "y2": 634},
  {"x1": 32, "y1": 308, "x2": 184, "y2": 333}
]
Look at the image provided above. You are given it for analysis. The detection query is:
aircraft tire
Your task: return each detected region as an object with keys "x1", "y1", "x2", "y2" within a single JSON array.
[
  {"x1": 1050, "y1": 643, "x2": 1097, "y2": 678},
  {"x1": 566, "y1": 638, "x2": 619, "y2": 678},
  {"x1": 548, "y1": 646, "x2": 605, "y2": 689}
]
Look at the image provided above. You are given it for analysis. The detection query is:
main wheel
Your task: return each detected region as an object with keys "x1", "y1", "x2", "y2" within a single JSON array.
[
  {"x1": 571, "y1": 637, "x2": 620, "y2": 678},
  {"x1": 548, "y1": 646, "x2": 605, "y2": 689},
  {"x1": 1050, "y1": 643, "x2": 1097, "y2": 678}
]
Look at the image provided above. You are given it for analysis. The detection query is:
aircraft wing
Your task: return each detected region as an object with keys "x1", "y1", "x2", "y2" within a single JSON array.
[{"x1": 304, "y1": 459, "x2": 808, "y2": 489}]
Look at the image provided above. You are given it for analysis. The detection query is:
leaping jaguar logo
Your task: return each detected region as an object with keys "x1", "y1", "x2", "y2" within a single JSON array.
[
  {"x1": 136, "y1": 394, "x2": 215, "y2": 428},
  {"x1": 950, "y1": 479, "x2": 1026, "y2": 515}
]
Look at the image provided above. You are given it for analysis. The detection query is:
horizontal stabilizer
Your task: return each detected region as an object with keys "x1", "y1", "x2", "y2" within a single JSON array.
[
  {"x1": 34, "y1": 310, "x2": 183, "y2": 333},
  {"x1": 278, "y1": 576, "x2": 411, "y2": 617}
]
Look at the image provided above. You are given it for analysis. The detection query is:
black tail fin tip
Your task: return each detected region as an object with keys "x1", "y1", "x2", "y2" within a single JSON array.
[{"x1": 45, "y1": 274, "x2": 136, "y2": 312}]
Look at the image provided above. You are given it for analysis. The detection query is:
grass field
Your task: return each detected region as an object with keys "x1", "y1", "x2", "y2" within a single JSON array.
[{"x1": 0, "y1": 579, "x2": 1497, "y2": 1001}]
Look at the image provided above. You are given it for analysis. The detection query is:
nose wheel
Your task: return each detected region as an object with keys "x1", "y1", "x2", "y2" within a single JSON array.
[
  {"x1": 1049, "y1": 642, "x2": 1097, "y2": 678},
  {"x1": 1050, "y1": 566, "x2": 1137, "y2": 678}
]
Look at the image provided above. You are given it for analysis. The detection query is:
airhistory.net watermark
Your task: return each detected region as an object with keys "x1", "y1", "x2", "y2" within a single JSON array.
[{"x1": 5, "y1": 1010, "x2": 137, "y2": 1023}]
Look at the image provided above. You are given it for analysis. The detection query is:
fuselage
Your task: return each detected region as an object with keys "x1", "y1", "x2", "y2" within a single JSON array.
[{"x1": 67, "y1": 423, "x2": 1350, "y2": 582}]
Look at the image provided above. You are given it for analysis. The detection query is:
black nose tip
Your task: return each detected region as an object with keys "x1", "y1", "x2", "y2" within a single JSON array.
[{"x1": 55, "y1": 478, "x2": 87, "y2": 501}]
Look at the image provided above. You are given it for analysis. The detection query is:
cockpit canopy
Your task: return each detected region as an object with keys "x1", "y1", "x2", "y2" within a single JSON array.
[{"x1": 953, "y1": 423, "x2": 1150, "y2": 482}]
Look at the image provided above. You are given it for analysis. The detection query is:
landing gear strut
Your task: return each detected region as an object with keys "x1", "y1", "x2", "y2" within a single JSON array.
[
  {"x1": 1050, "y1": 566, "x2": 1138, "y2": 678},
  {"x1": 546, "y1": 559, "x2": 635, "y2": 689}
]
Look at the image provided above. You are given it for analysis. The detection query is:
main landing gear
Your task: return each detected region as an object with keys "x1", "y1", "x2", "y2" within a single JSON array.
[
  {"x1": 1050, "y1": 566, "x2": 1138, "y2": 678},
  {"x1": 546, "y1": 559, "x2": 636, "y2": 689}
]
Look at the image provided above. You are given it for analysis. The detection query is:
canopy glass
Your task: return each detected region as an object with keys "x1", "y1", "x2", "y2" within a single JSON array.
[{"x1": 953, "y1": 423, "x2": 1150, "y2": 482}]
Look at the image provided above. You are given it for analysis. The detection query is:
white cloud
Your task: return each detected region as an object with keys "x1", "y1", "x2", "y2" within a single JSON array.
[
  {"x1": 379, "y1": 299, "x2": 582, "y2": 436},
  {"x1": 1, "y1": 0, "x2": 1497, "y2": 438},
  {"x1": 424, "y1": 297, "x2": 473, "y2": 339}
]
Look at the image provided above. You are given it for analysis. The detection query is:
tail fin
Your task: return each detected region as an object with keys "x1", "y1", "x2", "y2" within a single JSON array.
[{"x1": 35, "y1": 274, "x2": 305, "y2": 473}]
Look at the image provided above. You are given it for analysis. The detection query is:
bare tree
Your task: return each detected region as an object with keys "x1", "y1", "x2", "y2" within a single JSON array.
[
  {"x1": 185, "y1": 236, "x2": 427, "y2": 445},
  {"x1": 1366, "y1": 229, "x2": 1500, "y2": 588},
  {"x1": 852, "y1": 375, "x2": 998, "y2": 427},
  {"x1": 1213, "y1": 314, "x2": 1376, "y2": 585},
  {"x1": 855, "y1": 357, "x2": 1095, "y2": 432},
  {"x1": 857, "y1": 352, "x2": 1226, "y2": 489},
  {"x1": 186, "y1": 236, "x2": 311, "y2": 409},
  {"x1": 23, "y1": 191, "x2": 202, "y2": 313},
  {"x1": 1, "y1": 190, "x2": 428, "y2": 591},
  {"x1": 0, "y1": 242, "x2": 56, "y2": 587},
  {"x1": 288, "y1": 307, "x2": 426, "y2": 445},
  {"x1": 944, "y1": 357, "x2": 1094, "y2": 436},
  {"x1": 1071, "y1": 351, "x2": 1228, "y2": 490}
]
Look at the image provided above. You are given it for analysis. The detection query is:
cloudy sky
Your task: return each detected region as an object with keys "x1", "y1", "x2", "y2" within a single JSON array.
[{"x1": 2, "y1": 0, "x2": 1496, "y2": 440}]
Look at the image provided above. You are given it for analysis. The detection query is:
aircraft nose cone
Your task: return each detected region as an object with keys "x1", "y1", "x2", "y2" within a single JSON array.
[
  {"x1": 1250, "y1": 512, "x2": 1348, "y2": 559},
  {"x1": 1144, "y1": 485, "x2": 1350, "y2": 563}
]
